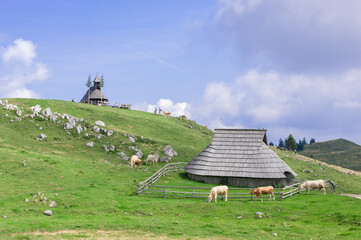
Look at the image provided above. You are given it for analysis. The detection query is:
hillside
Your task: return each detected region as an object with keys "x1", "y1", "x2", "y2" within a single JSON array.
[
  {"x1": 300, "y1": 139, "x2": 361, "y2": 171},
  {"x1": 0, "y1": 98, "x2": 360, "y2": 239}
]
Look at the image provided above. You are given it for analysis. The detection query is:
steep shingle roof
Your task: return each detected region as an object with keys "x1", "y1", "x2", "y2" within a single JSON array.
[{"x1": 184, "y1": 129, "x2": 296, "y2": 179}]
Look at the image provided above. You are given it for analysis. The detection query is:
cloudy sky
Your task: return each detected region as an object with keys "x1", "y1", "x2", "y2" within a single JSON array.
[{"x1": 1, "y1": 0, "x2": 360, "y2": 145}]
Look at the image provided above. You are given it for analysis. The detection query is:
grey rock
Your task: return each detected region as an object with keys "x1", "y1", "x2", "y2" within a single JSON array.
[
  {"x1": 64, "y1": 121, "x2": 75, "y2": 130},
  {"x1": 86, "y1": 142, "x2": 94, "y2": 147},
  {"x1": 43, "y1": 210, "x2": 52, "y2": 216},
  {"x1": 129, "y1": 146, "x2": 143, "y2": 158},
  {"x1": 49, "y1": 201, "x2": 56, "y2": 208},
  {"x1": 93, "y1": 126, "x2": 100, "y2": 133},
  {"x1": 4, "y1": 104, "x2": 18, "y2": 110},
  {"x1": 164, "y1": 145, "x2": 178, "y2": 157},
  {"x1": 76, "y1": 125, "x2": 83, "y2": 134},
  {"x1": 110, "y1": 145, "x2": 115, "y2": 151},
  {"x1": 128, "y1": 136, "x2": 136, "y2": 142},
  {"x1": 107, "y1": 130, "x2": 113, "y2": 136},
  {"x1": 39, "y1": 133, "x2": 47, "y2": 139},
  {"x1": 30, "y1": 105, "x2": 42, "y2": 114},
  {"x1": 23, "y1": 160, "x2": 27, "y2": 166},
  {"x1": 160, "y1": 156, "x2": 171, "y2": 163},
  {"x1": 0, "y1": 100, "x2": 8, "y2": 105},
  {"x1": 16, "y1": 109, "x2": 22, "y2": 116},
  {"x1": 103, "y1": 145, "x2": 109, "y2": 152},
  {"x1": 42, "y1": 107, "x2": 52, "y2": 117},
  {"x1": 50, "y1": 114, "x2": 58, "y2": 122},
  {"x1": 96, "y1": 134, "x2": 104, "y2": 139},
  {"x1": 2, "y1": 216, "x2": 7, "y2": 219},
  {"x1": 95, "y1": 120, "x2": 105, "y2": 127}
]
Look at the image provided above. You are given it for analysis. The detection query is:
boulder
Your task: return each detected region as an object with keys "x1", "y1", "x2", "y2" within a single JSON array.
[
  {"x1": 42, "y1": 107, "x2": 52, "y2": 117},
  {"x1": 93, "y1": 126, "x2": 100, "y2": 133},
  {"x1": 49, "y1": 201, "x2": 57, "y2": 208},
  {"x1": 43, "y1": 210, "x2": 52, "y2": 216},
  {"x1": 164, "y1": 145, "x2": 178, "y2": 157},
  {"x1": 107, "y1": 130, "x2": 113, "y2": 136},
  {"x1": 76, "y1": 125, "x2": 83, "y2": 134},
  {"x1": 110, "y1": 145, "x2": 115, "y2": 151},
  {"x1": 64, "y1": 121, "x2": 75, "y2": 130},
  {"x1": 117, "y1": 151, "x2": 129, "y2": 161},
  {"x1": 86, "y1": 142, "x2": 94, "y2": 147},
  {"x1": 128, "y1": 136, "x2": 136, "y2": 142},
  {"x1": 0, "y1": 100, "x2": 8, "y2": 105},
  {"x1": 4, "y1": 104, "x2": 18, "y2": 110},
  {"x1": 103, "y1": 145, "x2": 109, "y2": 152},
  {"x1": 95, "y1": 120, "x2": 105, "y2": 127},
  {"x1": 16, "y1": 109, "x2": 22, "y2": 116},
  {"x1": 30, "y1": 105, "x2": 42, "y2": 114},
  {"x1": 39, "y1": 133, "x2": 47, "y2": 139},
  {"x1": 96, "y1": 134, "x2": 104, "y2": 139},
  {"x1": 160, "y1": 156, "x2": 171, "y2": 163}
]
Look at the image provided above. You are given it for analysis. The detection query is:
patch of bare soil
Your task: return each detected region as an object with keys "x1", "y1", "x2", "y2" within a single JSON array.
[{"x1": 340, "y1": 194, "x2": 361, "y2": 200}]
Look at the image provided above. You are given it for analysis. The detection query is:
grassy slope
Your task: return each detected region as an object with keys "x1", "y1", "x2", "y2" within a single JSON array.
[
  {"x1": 299, "y1": 139, "x2": 361, "y2": 171},
  {"x1": 0, "y1": 98, "x2": 360, "y2": 239}
]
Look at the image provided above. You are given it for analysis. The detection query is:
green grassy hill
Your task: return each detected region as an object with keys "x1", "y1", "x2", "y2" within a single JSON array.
[
  {"x1": 0, "y1": 98, "x2": 360, "y2": 239},
  {"x1": 299, "y1": 139, "x2": 361, "y2": 171}
]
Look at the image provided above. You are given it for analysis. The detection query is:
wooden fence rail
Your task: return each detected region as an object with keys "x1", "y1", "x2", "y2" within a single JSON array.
[
  {"x1": 136, "y1": 162, "x2": 187, "y2": 195},
  {"x1": 136, "y1": 162, "x2": 307, "y2": 201}
]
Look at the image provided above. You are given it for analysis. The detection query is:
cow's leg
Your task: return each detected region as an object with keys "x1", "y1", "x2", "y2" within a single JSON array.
[
  {"x1": 215, "y1": 193, "x2": 217, "y2": 203},
  {"x1": 261, "y1": 194, "x2": 263, "y2": 202},
  {"x1": 307, "y1": 188, "x2": 310, "y2": 195},
  {"x1": 272, "y1": 192, "x2": 275, "y2": 201},
  {"x1": 225, "y1": 192, "x2": 228, "y2": 202}
]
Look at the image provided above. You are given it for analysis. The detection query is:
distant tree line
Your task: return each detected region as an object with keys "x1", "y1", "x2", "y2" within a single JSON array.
[{"x1": 269, "y1": 135, "x2": 315, "y2": 151}]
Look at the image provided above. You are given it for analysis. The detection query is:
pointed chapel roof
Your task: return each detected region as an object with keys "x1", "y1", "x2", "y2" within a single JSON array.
[
  {"x1": 94, "y1": 75, "x2": 101, "y2": 83},
  {"x1": 184, "y1": 129, "x2": 297, "y2": 179}
]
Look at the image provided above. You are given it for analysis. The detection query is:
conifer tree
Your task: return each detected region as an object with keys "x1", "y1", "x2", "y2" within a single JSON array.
[{"x1": 285, "y1": 134, "x2": 297, "y2": 151}]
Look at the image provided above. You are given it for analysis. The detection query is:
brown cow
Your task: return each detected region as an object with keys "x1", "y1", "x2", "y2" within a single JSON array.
[{"x1": 250, "y1": 186, "x2": 275, "y2": 201}]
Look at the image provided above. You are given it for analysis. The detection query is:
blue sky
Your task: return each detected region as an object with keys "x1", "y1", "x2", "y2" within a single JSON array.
[{"x1": 1, "y1": 0, "x2": 361, "y2": 145}]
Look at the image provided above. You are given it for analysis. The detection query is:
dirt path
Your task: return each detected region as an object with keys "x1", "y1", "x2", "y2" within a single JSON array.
[{"x1": 340, "y1": 193, "x2": 361, "y2": 200}]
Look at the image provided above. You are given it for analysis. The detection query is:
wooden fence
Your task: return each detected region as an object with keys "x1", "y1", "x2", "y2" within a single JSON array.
[
  {"x1": 136, "y1": 162, "x2": 306, "y2": 201},
  {"x1": 136, "y1": 162, "x2": 187, "y2": 195}
]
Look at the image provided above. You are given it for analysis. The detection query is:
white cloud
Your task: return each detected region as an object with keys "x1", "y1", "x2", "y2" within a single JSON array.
[
  {"x1": 134, "y1": 98, "x2": 192, "y2": 118},
  {"x1": 0, "y1": 38, "x2": 49, "y2": 98},
  {"x1": 2, "y1": 38, "x2": 37, "y2": 66},
  {"x1": 196, "y1": 68, "x2": 361, "y2": 129}
]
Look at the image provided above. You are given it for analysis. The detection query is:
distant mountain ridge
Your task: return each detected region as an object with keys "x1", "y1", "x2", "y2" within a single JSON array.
[{"x1": 300, "y1": 138, "x2": 361, "y2": 171}]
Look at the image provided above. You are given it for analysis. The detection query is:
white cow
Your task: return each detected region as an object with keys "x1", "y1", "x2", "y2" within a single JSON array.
[
  {"x1": 208, "y1": 186, "x2": 228, "y2": 202},
  {"x1": 298, "y1": 180, "x2": 328, "y2": 195}
]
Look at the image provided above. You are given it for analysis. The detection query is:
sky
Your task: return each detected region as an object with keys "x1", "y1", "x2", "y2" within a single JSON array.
[{"x1": 1, "y1": 0, "x2": 361, "y2": 145}]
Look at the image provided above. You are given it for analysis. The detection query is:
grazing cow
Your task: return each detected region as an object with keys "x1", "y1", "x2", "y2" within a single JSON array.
[
  {"x1": 250, "y1": 186, "x2": 275, "y2": 201},
  {"x1": 298, "y1": 180, "x2": 327, "y2": 195},
  {"x1": 208, "y1": 186, "x2": 228, "y2": 202},
  {"x1": 163, "y1": 111, "x2": 171, "y2": 116},
  {"x1": 129, "y1": 155, "x2": 140, "y2": 168},
  {"x1": 134, "y1": 158, "x2": 142, "y2": 168},
  {"x1": 145, "y1": 154, "x2": 159, "y2": 166}
]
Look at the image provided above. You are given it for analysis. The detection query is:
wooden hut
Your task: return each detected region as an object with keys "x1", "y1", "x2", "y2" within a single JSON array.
[
  {"x1": 80, "y1": 75, "x2": 108, "y2": 105},
  {"x1": 184, "y1": 129, "x2": 297, "y2": 187}
]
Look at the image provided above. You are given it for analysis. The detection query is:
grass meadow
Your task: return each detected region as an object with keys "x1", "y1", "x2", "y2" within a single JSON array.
[{"x1": 0, "y1": 99, "x2": 360, "y2": 239}]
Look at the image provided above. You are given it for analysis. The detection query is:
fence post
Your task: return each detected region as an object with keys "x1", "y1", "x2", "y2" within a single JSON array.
[
  {"x1": 291, "y1": 187, "x2": 293, "y2": 197},
  {"x1": 192, "y1": 188, "x2": 195, "y2": 198},
  {"x1": 281, "y1": 189, "x2": 283, "y2": 200},
  {"x1": 164, "y1": 186, "x2": 166, "y2": 198}
]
